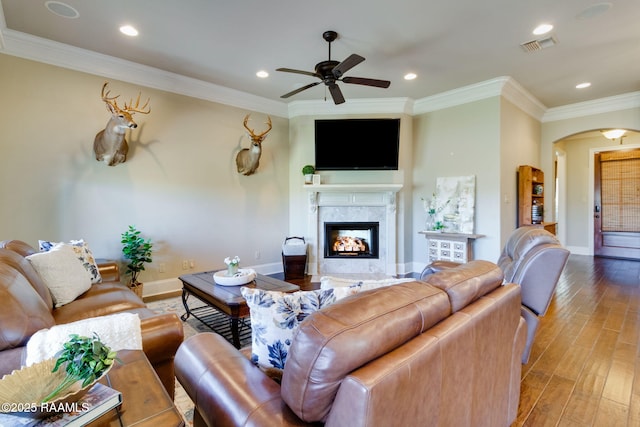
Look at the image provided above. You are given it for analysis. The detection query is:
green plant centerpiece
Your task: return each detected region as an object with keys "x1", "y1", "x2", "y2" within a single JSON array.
[
  {"x1": 121, "y1": 225, "x2": 153, "y2": 294},
  {"x1": 43, "y1": 333, "x2": 118, "y2": 403},
  {"x1": 302, "y1": 165, "x2": 315, "y2": 184}
]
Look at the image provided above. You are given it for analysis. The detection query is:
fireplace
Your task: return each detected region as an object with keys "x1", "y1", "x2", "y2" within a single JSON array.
[{"x1": 324, "y1": 222, "x2": 379, "y2": 259}]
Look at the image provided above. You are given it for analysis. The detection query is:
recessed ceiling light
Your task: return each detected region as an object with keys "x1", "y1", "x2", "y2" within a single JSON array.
[
  {"x1": 576, "y1": 82, "x2": 591, "y2": 89},
  {"x1": 119, "y1": 25, "x2": 139, "y2": 37},
  {"x1": 45, "y1": 1, "x2": 79, "y2": 19},
  {"x1": 256, "y1": 70, "x2": 269, "y2": 78},
  {"x1": 404, "y1": 73, "x2": 417, "y2": 80},
  {"x1": 533, "y1": 24, "x2": 553, "y2": 35}
]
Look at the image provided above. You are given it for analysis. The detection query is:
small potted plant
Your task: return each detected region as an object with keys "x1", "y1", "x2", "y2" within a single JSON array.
[
  {"x1": 121, "y1": 225, "x2": 153, "y2": 298},
  {"x1": 302, "y1": 164, "x2": 315, "y2": 184}
]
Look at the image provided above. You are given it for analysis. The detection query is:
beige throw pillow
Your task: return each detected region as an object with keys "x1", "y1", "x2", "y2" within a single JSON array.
[{"x1": 26, "y1": 243, "x2": 92, "y2": 307}]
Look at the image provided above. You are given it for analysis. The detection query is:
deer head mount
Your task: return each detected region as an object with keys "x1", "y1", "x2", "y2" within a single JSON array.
[
  {"x1": 236, "y1": 114, "x2": 272, "y2": 176},
  {"x1": 93, "y1": 82, "x2": 150, "y2": 166}
]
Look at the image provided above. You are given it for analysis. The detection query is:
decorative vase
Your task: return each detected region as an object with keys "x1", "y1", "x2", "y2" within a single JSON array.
[
  {"x1": 227, "y1": 264, "x2": 239, "y2": 276},
  {"x1": 425, "y1": 213, "x2": 436, "y2": 231},
  {"x1": 304, "y1": 174, "x2": 313, "y2": 184}
]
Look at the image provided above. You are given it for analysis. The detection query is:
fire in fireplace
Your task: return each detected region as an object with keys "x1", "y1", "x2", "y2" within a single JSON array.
[{"x1": 324, "y1": 222, "x2": 379, "y2": 258}]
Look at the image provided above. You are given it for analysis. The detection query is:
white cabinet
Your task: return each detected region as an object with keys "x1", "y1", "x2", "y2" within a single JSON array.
[{"x1": 419, "y1": 232, "x2": 485, "y2": 263}]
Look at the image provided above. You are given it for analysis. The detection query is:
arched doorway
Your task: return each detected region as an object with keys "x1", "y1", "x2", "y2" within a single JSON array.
[{"x1": 553, "y1": 129, "x2": 640, "y2": 260}]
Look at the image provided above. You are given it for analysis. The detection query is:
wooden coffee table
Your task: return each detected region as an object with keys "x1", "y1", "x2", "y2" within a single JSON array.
[
  {"x1": 88, "y1": 350, "x2": 184, "y2": 426},
  {"x1": 179, "y1": 271, "x2": 299, "y2": 348}
]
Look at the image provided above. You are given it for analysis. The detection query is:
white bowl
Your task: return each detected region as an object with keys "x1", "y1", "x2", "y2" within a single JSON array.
[{"x1": 213, "y1": 268, "x2": 256, "y2": 286}]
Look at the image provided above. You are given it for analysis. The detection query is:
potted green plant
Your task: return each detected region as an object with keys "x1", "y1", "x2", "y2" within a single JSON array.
[
  {"x1": 302, "y1": 164, "x2": 315, "y2": 184},
  {"x1": 121, "y1": 225, "x2": 153, "y2": 297}
]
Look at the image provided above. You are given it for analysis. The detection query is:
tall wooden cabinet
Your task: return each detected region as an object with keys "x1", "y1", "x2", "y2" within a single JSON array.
[{"x1": 517, "y1": 165, "x2": 557, "y2": 234}]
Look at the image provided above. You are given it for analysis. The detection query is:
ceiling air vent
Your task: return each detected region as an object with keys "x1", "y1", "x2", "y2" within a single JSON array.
[{"x1": 520, "y1": 36, "x2": 558, "y2": 52}]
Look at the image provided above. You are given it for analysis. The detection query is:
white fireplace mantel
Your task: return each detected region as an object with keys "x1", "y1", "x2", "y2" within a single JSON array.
[
  {"x1": 305, "y1": 183, "x2": 403, "y2": 276},
  {"x1": 304, "y1": 183, "x2": 403, "y2": 193}
]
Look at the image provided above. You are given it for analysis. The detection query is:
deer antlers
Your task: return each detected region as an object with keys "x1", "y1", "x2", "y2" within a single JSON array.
[
  {"x1": 243, "y1": 114, "x2": 272, "y2": 143},
  {"x1": 100, "y1": 82, "x2": 151, "y2": 115}
]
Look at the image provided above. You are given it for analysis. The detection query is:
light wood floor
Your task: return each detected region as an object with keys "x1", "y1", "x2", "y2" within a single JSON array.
[
  {"x1": 287, "y1": 255, "x2": 640, "y2": 426},
  {"x1": 515, "y1": 254, "x2": 640, "y2": 426}
]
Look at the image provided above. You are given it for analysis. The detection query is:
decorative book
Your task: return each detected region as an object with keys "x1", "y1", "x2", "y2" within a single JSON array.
[{"x1": 0, "y1": 382, "x2": 122, "y2": 426}]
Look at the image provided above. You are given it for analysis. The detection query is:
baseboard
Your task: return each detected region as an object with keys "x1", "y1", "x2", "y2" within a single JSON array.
[
  {"x1": 142, "y1": 278, "x2": 183, "y2": 299},
  {"x1": 565, "y1": 245, "x2": 590, "y2": 255}
]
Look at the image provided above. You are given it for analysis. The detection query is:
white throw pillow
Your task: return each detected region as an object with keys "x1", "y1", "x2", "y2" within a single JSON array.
[
  {"x1": 39, "y1": 239, "x2": 102, "y2": 284},
  {"x1": 27, "y1": 243, "x2": 92, "y2": 307},
  {"x1": 320, "y1": 275, "x2": 414, "y2": 290},
  {"x1": 25, "y1": 312, "x2": 142, "y2": 366}
]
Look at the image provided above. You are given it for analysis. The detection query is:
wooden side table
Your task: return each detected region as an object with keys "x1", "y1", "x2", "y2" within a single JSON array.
[
  {"x1": 419, "y1": 231, "x2": 485, "y2": 263},
  {"x1": 88, "y1": 350, "x2": 184, "y2": 426}
]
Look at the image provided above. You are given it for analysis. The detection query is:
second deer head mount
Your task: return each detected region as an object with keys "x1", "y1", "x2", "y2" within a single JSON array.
[
  {"x1": 236, "y1": 114, "x2": 272, "y2": 176},
  {"x1": 93, "y1": 82, "x2": 151, "y2": 166}
]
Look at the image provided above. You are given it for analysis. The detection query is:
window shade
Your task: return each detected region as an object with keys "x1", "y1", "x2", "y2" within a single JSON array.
[{"x1": 599, "y1": 149, "x2": 640, "y2": 232}]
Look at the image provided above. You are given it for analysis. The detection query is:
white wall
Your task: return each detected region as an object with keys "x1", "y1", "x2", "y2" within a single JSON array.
[
  {"x1": 0, "y1": 54, "x2": 290, "y2": 293},
  {"x1": 412, "y1": 97, "x2": 503, "y2": 267},
  {"x1": 500, "y1": 98, "x2": 541, "y2": 244}
]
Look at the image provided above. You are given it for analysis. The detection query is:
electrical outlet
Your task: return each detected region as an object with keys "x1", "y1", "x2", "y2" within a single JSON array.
[
  {"x1": 182, "y1": 260, "x2": 188, "y2": 270},
  {"x1": 255, "y1": 250, "x2": 260, "y2": 259},
  {"x1": 158, "y1": 263, "x2": 166, "y2": 273},
  {"x1": 189, "y1": 259, "x2": 195, "y2": 269}
]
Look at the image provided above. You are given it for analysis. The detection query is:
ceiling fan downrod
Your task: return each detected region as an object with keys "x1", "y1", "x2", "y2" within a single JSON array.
[{"x1": 323, "y1": 30, "x2": 338, "y2": 61}]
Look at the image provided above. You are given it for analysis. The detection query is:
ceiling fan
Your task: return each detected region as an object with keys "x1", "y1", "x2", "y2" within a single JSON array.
[{"x1": 276, "y1": 30, "x2": 391, "y2": 105}]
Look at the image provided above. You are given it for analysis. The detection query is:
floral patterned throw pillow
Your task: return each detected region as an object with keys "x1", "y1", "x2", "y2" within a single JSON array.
[
  {"x1": 241, "y1": 287, "x2": 354, "y2": 370},
  {"x1": 39, "y1": 239, "x2": 102, "y2": 284}
]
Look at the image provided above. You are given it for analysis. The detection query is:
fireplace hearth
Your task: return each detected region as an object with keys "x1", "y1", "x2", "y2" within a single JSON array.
[{"x1": 324, "y1": 222, "x2": 379, "y2": 259}]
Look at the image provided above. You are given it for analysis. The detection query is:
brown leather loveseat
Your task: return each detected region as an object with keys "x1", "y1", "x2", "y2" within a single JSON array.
[
  {"x1": 176, "y1": 260, "x2": 527, "y2": 426},
  {"x1": 0, "y1": 239, "x2": 183, "y2": 398}
]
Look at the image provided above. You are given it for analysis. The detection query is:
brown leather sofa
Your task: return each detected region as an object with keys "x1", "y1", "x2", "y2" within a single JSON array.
[
  {"x1": 0, "y1": 239, "x2": 184, "y2": 399},
  {"x1": 176, "y1": 260, "x2": 527, "y2": 427}
]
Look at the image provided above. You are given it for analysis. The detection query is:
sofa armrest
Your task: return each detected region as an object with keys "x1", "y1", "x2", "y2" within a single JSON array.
[
  {"x1": 96, "y1": 259, "x2": 120, "y2": 282},
  {"x1": 176, "y1": 333, "x2": 308, "y2": 427}
]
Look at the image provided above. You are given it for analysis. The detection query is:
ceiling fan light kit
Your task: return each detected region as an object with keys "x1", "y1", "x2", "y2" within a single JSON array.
[{"x1": 277, "y1": 30, "x2": 391, "y2": 105}]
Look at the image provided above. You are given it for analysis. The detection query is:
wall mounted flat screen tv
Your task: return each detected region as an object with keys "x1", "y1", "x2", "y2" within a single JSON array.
[{"x1": 314, "y1": 118, "x2": 400, "y2": 170}]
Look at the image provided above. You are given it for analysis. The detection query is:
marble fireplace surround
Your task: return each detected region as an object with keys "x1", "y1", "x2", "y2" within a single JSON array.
[{"x1": 305, "y1": 184, "x2": 403, "y2": 276}]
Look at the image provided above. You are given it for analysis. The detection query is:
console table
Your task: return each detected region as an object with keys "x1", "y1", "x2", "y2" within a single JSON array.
[{"x1": 419, "y1": 231, "x2": 485, "y2": 263}]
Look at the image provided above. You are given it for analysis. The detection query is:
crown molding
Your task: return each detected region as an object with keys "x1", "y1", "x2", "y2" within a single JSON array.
[
  {"x1": 542, "y1": 91, "x2": 640, "y2": 122},
  {"x1": 412, "y1": 77, "x2": 501, "y2": 114},
  {"x1": 0, "y1": 28, "x2": 289, "y2": 118},
  {"x1": 500, "y1": 77, "x2": 547, "y2": 120},
  {"x1": 1, "y1": 25, "x2": 637, "y2": 122},
  {"x1": 287, "y1": 97, "x2": 413, "y2": 118}
]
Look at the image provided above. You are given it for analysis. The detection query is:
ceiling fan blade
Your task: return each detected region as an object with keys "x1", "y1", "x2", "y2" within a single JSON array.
[
  {"x1": 328, "y1": 83, "x2": 345, "y2": 104},
  {"x1": 280, "y1": 81, "x2": 321, "y2": 98},
  {"x1": 332, "y1": 54, "x2": 365, "y2": 78},
  {"x1": 342, "y1": 76, "x2": 391, "y2": 88},
  {"x1": 276, "y1": 67, "x2": 320, "y2": 78}
]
